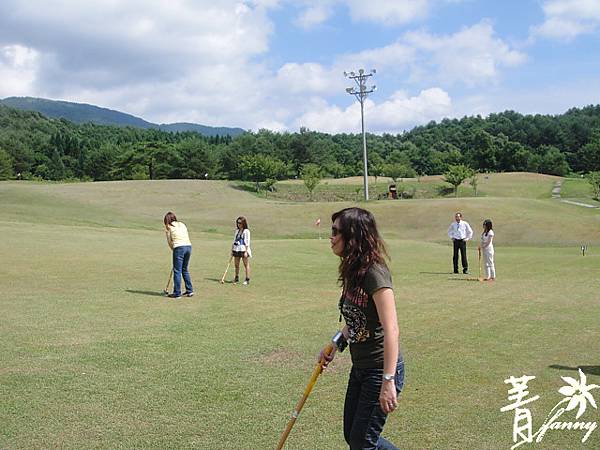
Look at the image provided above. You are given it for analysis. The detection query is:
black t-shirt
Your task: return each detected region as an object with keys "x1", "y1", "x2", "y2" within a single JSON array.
[{"x1": 339, "y1": 264, "x2": 393, "y2": 369}]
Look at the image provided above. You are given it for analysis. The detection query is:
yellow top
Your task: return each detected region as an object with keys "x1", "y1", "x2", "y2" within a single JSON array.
[{"x1": 166, "y1": 221, "x2": 192, "y2": 248}]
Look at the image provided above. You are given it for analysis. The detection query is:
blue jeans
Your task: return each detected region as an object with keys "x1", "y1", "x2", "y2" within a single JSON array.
[
  {"x1": 344, "y1": 358, "x2": 405, "y2": 450},
  {"x1": 172, "y1": 245, "x2": 193, "y2": 296}
]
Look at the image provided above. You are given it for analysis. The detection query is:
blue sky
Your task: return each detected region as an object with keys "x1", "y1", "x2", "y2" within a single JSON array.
[{"x1": 1, "y1": 0, "x2": 599, "y2": 133}]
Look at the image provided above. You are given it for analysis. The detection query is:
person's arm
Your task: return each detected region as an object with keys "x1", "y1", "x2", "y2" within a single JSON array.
[
  {"x1": 465, "y1": 222, "x2": 473, "y2": 240},
  {"x1": 447, "y1": 223, "x2": 454, "y2": 239},
  {"x1": 320, "y1": 325, "x2": 349, "y2": 368},
  {"x1": 373, "y1": 287, "x2": 399, "y2": 414},
  {"x1": 165, "y1": 228, "x2": 174, "y2": 250},
  {"x1": 244, "y1": 229, "x2": 251, "y2": 257}
]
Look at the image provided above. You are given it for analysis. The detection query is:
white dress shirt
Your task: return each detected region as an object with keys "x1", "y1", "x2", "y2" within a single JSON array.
[{"x1": 447, "y1": 220, "x2": 473, "y2": 240}]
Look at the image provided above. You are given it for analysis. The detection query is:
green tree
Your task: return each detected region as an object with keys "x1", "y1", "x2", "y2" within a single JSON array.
[
  {"x1": 468, "y1": 129, "x2": 497, "y2": 171},
  {"x1": 0, "y1": 148, "x2": 13, "y2": 180},
  {"x1": 386, "y1": 149, "x2": 411, "y2": 166},
  {"x1": 290, "y1": 128, "x2": 315, "y2": 176},
  {"x1": 539, "y1": 145, "x2": 570, "y2": 176},
  {"x1": 407, "y1": 145, "x2": 435, "y2": 176},
  {"x1": 118, "y1": 142, "x2": 182, "y2": 180},
  {"x1": 587, "y1": 171, "x2": 600, "y2": 200},
  {"x1": 177, "y1": 138, "x2": 217, "y2": 179},
  {"x1": 84, "y1": 144, "x2": 118, "y2": 181},
  {"x1": 324, "y1": 161, "x2": 347, "y2": 178},
  {"x1": 383, "y1": 163, "x2": 415, "y2": 183},
  {"x1": 263, "y1": 178, "x2": 277, "y2": 197},
  {"x1": 301, "y1": 163, "x2": 322, "y2": 200},
  {"x1": 239, "y1": 154, "x2": 287, "y2": 191},
  {"x1": 577, "y1": 138, "x2": 600, "y2": 172},
  {"x1": 443, "y1": 164, "x2": 475, "y2": 197},
  {"x1": 369, "y1": 152, "x2": 385, "y2": 185},
  {"x1": 47, "y1": 149, "x2": 66, "y2": 180},
  {"x1": 470, "y1": 172, "x2": 479, "y2": 197}
]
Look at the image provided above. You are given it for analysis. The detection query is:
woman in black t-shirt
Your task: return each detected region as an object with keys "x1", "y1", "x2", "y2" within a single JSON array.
[{"x1": 320, "y1": 207, "x2": 404, "y2": 450}]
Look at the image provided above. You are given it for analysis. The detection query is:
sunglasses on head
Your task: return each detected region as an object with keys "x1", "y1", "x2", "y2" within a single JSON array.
[
  {"x1": 331, "y1": 226, "x2": 341, "y2": 237},
  {"x1": 236, "y1": 221, "x2": 242, "y2": 224}
]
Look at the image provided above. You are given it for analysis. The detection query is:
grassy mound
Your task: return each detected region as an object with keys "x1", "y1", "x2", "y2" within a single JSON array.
[{"x1": 1, "y1": 175, "x2": 599, "y2": 448}]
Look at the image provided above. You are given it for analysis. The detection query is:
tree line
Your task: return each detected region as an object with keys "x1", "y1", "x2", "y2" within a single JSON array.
[{"x1": 1, "y1": 104, "x2": 600, "y2": 184}]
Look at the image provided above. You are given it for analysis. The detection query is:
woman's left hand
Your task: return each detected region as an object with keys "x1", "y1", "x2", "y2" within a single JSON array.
[
  {"x1": 244, "y1": 251, "x2": 248, "y2": 258},
  {"x1": 379, "y1": 380, "x2": 398, "y2": 414}
]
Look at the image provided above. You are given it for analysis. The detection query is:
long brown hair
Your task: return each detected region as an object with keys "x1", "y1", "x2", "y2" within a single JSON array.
[
  {"x1": 483, "y1": 219, "x2": 493, "y2": 236},
  {"x1": 164, "y1": 211, "x2": 177, "y2": 227},
  {"x1": 236, "y1": 216, "x2": 248, "y2": 230},
  {"x1": 332, "y1": 207, "x2": 389, "y2": 291}
]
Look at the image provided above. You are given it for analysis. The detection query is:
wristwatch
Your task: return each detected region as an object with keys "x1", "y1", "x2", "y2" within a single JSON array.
[{"x1": 383, "y1": 373, "x2": 395, "y2": 382}]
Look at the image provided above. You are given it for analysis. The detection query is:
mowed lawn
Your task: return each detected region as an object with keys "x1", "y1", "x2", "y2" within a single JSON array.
[{"x1": 1, "y1": 177, "x2": 599, "y2": 449}]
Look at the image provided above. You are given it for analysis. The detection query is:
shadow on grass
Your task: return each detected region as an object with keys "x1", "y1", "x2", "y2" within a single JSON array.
[
  {"x1": 549, "y1": 364, "x2": 600, "y2": 376},
  {"x1": 204, "y1": 277, "x2": 234, "y2": 284},
  {"x1": 229, "y1": 182, "x2": 258, "y2": 194},
  {"x1": 420, "y1": 271, "x2": 455, "y2": 275},
  {"x1": 448, "y1": 278, "x2": 482, "y2": 282},
  {"x1": 125, "y1": 289, "x2": 166, "y2": 297}
]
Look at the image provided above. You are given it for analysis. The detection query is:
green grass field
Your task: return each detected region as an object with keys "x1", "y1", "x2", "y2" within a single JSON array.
[
  {"x1": 1, "y1": 174, "x2": 599, "y2": 449},
  {"x1": 252, "y1": 172, "x2": 562, "y2": 202},
  {"x1": 561, "y1": 177, "x2": 599, "y2": 203}
]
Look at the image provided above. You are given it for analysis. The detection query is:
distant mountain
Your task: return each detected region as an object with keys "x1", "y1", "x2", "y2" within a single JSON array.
[{"x1": 0, "y1": 97, "x2": 245, "y2": 137}]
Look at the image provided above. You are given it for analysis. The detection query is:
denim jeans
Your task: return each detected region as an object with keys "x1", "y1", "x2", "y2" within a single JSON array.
[
  {"x1": 343, "y1": 358, "x2": 405, "y2": 450},
  {"x1": 172, "y1": 245, "x2": 193, "y2": 296}
]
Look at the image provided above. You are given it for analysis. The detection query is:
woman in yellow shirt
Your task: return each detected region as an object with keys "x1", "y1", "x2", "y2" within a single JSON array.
[{"x1": 164, "y1": 211, "x2": 194, "y2": 299}]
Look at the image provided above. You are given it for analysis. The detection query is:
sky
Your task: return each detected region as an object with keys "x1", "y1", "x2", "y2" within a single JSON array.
[{"x1": 1, "y1": 0, "x2": 600, "y2": 134}]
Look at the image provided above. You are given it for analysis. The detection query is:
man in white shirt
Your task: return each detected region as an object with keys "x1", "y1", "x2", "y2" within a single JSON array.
[{"x1": 447, "y1": 212, "x2": 473, "y2": 274}]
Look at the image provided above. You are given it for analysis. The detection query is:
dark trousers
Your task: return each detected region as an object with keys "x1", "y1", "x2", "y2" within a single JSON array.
[
  {"x1": 453, "y1": 239, "x2": 468, "y2": 273},
  {"x1": 343, "y1": 359, "x2": 404, "y2": 450}
]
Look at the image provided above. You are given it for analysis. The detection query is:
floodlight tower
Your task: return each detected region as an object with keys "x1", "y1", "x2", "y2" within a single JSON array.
[{"x1": 344, "y1": 68, "x2": 376, "y2": 201}]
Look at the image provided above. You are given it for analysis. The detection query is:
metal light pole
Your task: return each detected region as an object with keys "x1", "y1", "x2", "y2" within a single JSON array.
[{"x1": 344, "y1": 68, "x2": 376, "y2": 201}]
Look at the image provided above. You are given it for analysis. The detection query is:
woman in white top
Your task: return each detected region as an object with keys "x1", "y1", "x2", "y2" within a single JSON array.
[
  {"x1": 232, "y1": 216, "x2": 252, "y2": 285},
  {"x1": 478, "y1": 219, "x2": 495, "y2": 281},
  {"x1": 164, "y1": 211, "x2": 194, "y2": 298}
]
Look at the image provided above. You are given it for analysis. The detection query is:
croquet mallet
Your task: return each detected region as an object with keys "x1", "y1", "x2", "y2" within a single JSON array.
[
  {"x1": 220, "y1": 256, "x2": 233, "y2": 284},
  {"x1": 478, "y1": 247, "x2": 483, "y2": 282},
  {"x1": 275, "y1": 342, "x2": 335, "y2": 450},
  {"x1": 162, "y1": 269, "x2": 173, "y2": 295}
]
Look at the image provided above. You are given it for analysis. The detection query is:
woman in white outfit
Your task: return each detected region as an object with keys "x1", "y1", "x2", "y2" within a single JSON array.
[
  {"x1": 478, "y1": 219, "x2": 495, "y2": 281},
  {"x1": 232, "y1": 216, "x2": 252, "y2": 285}
]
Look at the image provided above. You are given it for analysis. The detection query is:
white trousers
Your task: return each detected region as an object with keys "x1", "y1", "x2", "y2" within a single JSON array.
[{"x1": 483, "y1": 248, "x2": 495, "y2": 279}]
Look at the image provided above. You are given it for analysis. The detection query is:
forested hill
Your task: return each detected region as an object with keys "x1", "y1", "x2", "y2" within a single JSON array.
[
  {"x1": 0, "y1": 97, "x2": 245, "y2": 137},
  {"x1": 0, "y1": 102, "x2": 599, "y2": 182}
]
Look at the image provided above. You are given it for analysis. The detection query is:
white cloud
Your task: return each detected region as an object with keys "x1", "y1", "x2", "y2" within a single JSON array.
[
  {"x1": 290, "y1": 0, "x2": 431, "y2": 29},
  {"x1": 0, "y1": 2, "x2": 527, "y2": 133},
  {"x1": 275, "y1": 63, "x2": 340, "y2": 94},
  {"x1": 375, "y1": 88, "x2": 452, "y2": 130},
  {"x1": 345, "y1": 0, "x2": 430, "y2": 26},
  {"x1": 295, "y1": 4, "x2": 334, "y2": 29},
  {"x1": 454, "y1": 79, "x2": 600, "y2": 118},
  {"x1": 0, "y1": 0, "x2": 278, "y2": 127},
  {"x1": 331, "y1": 21, "x2": 524, "y2": 90},
  {"x1": 336, "y1": 41, "x2": 416, "y2": 75},
  {"x1": 532, "y1": 0, "x2": 600, "y2": 40},
  {"x1": 294, "y1": 87, "x2": 452, "y2": 133},
  {"x1": 403, "y1": 21, "x2": 526, "y2": 86},
  {"x1": 0, "y1": 44, "x2": 39, "y2": 97}
]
